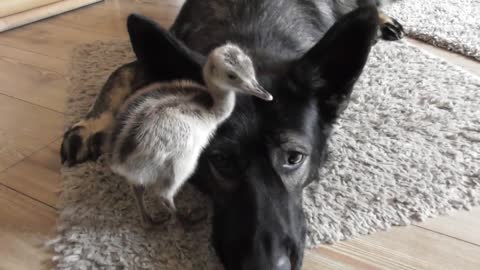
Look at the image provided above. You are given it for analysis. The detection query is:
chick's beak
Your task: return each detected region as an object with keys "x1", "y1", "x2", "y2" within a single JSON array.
[{"x1": 245, "y1": 80, "x2": 273, "y2": 101}]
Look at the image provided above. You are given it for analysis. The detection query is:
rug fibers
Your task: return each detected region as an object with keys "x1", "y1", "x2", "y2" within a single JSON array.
[
  {"x1": 51, "y1": 40, "x2": 480, "y2": 269},
  {"x1": 386, "y1": 0, "x2": 480, "y2": 61}
]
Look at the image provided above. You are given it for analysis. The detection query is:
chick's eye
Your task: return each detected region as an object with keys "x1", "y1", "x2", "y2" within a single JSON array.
[{"x1": 227, "y1": 73, "x2": 237, "y2": 80}]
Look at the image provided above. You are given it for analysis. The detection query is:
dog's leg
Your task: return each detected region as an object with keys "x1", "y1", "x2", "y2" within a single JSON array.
[
  {"x1": 378, "y1": 10, "x2": 404, "y2": 41},
  {"x1": 336, "y1": 1, "x2": 405, "y2": 41},
  {"x1": 61, "y1": 62, "x2": 142, "y2": 166},
  {"x1": 333, "y1": 0, "x2": 405, "y2": 41}
]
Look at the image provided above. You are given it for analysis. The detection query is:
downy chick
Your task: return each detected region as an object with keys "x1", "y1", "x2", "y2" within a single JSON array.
[{"x1": 109, "y1": 43, "x2": 273, "y2": 227}]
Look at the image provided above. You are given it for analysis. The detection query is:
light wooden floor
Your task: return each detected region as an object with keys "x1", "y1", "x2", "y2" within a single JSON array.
[{"x1": 0, "y1": 0, "x2": 478, "y2": 269}]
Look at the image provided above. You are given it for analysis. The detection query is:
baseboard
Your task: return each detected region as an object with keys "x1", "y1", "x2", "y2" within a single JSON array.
[{"x1": 0, "y1": 0, "x2": 103, "y2": 32}]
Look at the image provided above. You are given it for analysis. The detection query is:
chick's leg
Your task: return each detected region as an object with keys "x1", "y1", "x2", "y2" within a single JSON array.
[{"x1": 131, "y1": 184, "x2": 154, "y2": 229}]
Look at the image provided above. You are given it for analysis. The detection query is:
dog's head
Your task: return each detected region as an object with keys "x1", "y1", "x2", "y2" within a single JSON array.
[{"x1": 128, "y1": 7, "x2": 379, "y2": 270}]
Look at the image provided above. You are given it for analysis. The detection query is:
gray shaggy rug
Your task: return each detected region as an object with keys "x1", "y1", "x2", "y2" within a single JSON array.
[
  {"x1": 51, "y1": 40, "x2": 480, "y2": 269},
  {"x1": 386, "y1": 0, "x2": 480, "y2": 61}
]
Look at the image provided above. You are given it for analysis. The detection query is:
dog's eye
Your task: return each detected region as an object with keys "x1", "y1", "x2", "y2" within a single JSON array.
[
  {"x1": 210, "y1": 153, "x2": 230, "y2": 167},
  {"x1": 284, "y1": 151, "x2": 306, "y2": 169},
  {"x1": 288, "y1": 152, "x2": 304, "y2": 164}
]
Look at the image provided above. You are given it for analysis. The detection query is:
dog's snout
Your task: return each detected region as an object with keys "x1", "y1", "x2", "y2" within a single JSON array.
[
  {"x1": 276, "y1": 254, "x2": 291, "y2": 270},
  {"x1": 213, "y1": 157, "x2": 306, "y2": 270}
]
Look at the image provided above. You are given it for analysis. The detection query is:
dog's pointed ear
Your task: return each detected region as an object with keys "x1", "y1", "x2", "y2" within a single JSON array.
[
  {"x1": 127, "y1": 14, "x2": 206, "y2": 82},
  {"x1": 289, "y1": 7, "x2": 379, "y2": 122}
]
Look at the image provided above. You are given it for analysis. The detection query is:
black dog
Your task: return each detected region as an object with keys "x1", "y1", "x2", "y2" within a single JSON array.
[{"x1": 61, "y1": 1, "x2": 404, "y2": 269}]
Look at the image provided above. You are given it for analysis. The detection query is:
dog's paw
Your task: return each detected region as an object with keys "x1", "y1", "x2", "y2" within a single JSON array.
[
  {"x1": 60, "y1": 121, "x2": 107, "y2": 167},
  {"x1": 380, "y1": 17, "x2": 405, "y2": 41}
]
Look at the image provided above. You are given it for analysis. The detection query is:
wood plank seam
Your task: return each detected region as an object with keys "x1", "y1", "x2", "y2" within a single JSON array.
[
  {"x1": 0, "y1": 52, "x2": 65, "y2": 75},
  {"x1": 0, "y1": 135, "x2": 63, "y2": 174},
  {"x1": 0, "y1": 182, "x2": 57, "y2": 211},
  {"x1": 0, "y1": 42, "x2": 66, "y2": 62},
  {"x1": 47, "y1": 20, "x2": 119, "y2": 38},
  {"x1": 413, "y1": 224, "x2": 480, "y2": 247},
  {"x1": 0, "y1": 92, "x2": 66, "y2": 115},
  {"x1": 0, "y1": 136, "x2": 62, "y2": 210}
]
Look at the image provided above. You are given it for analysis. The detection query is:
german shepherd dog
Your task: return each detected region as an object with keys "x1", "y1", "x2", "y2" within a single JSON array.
[{"x1": 61, "y1": 0, "x2": 404, "y2": 269}]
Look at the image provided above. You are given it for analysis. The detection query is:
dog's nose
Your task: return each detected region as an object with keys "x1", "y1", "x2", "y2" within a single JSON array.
[{"x1": 275, "y1": 255, "x2": 291, "y2": 270}]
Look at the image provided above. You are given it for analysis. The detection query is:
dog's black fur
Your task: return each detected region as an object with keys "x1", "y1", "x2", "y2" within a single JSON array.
[{"x1": 61, "y1": 1, "x2": 403, "y2": 269}]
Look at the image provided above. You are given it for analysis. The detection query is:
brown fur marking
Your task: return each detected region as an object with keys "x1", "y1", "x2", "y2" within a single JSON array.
[
  {"x1": 73, "y1": 112, "x2": 114, "y2": 159},
  {"x1": 378, "y1": 11, "x2": 393, "y2": 25}
]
